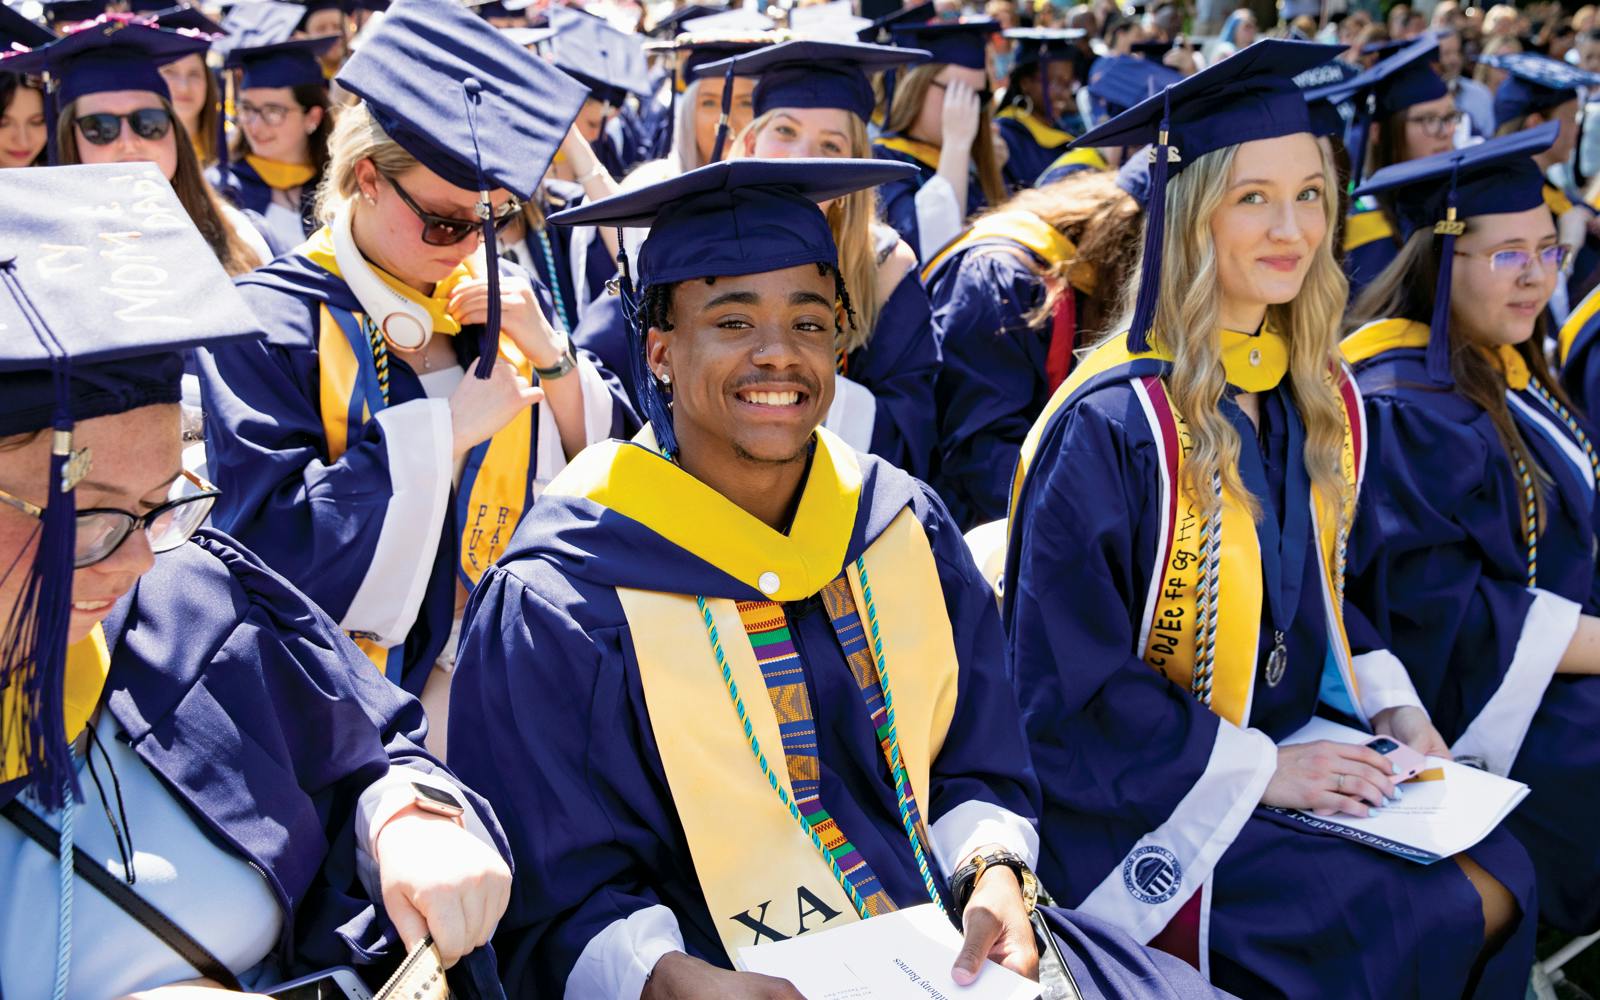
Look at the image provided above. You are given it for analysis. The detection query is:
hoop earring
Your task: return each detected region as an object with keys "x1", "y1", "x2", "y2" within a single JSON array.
[{"x1": 1017, "y1": 94, "x2": 1035, "y2": 118}]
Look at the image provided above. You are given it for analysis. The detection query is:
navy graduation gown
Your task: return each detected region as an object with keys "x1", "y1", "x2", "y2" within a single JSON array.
[
  {"x1": 1347, "y1": 341, "x2": 1600, "y2": 933},
  {"x1": 872, "y1": 139, "x2": 988, "y2": 263},
  {"x1": 840, "y1": 270, "x2": 942, "y2": 480},
  {"x1": 517, "y1": 181, "x2": 617, "y2": 337},
  {"x1": 198, "y1": 250, "x2": 633, "y2": 695},
  {"x1": 1005, "y1": 371, "x2": 1538, "y2": 998},
  {"x1": 1341, "y1": 209, "x2": 1400, "y2": 303},
  {"x1": 209, "y1": 159, "x2": 317, "y2": 259},
  {"x1": 448, "y1": 442, "x2": 1223, "y2": 999},
  {"x1": 0, "y1": 530, "x2": 507, "y2": 998},
  {"x1": 926, "y1": 244, "x2": 1054, "y2": 530},
  {"x1": 995, "y1": 112, "x2": 1069, "y2": 192}
]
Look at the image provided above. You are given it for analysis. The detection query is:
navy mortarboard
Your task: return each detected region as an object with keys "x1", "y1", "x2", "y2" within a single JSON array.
[
  {"x1": 1087, "y1": 53, "x2": 1181, "y2": 121},
  {"x1": 1360, "y1": 36, "x2": 1409, "y2": 58},
  {"x1": 547, "y1": 5, "x2": 651, "y2": 108},
  {"x1": 548, "y1": 157, "x2": 916, "y2": 454},
  {"x1": 696, "y1": 39, "x2": 929, "y2": 124},
  {"x1": 1317, "y1": 33, "x2": 1446, "y2": 181},
  {"x1": 1068, "y1": 38, "x2": 1344, "y2": 350},
  {"x1": 335, "y1": 0, "x2": 586, "y2": 373},
  {"x1": 0, "y1": 3, "x2": 53, "y2": 49},
  {"x1": 1481, "y1": 52, "x2": 1600, "y2": 129},
  {"x1": 678, "y1": 7, "x2": 774, "y2": 35},
  {"x1": 224, "y1": 34, "x2": 337, "y2": 88},
  {"x1": 855, "y1": 0, "x2": 932, "y2": 44},
  {"x1": 215, "y1": 0, "x2": 304, "y2": 52},
  {"x1": 1353, "y1": 122, "x2": 1559, "y2": 383},
  {"x1": 647, "y1": 3, "x2": 729, "y2": 39},
  {"x1": 1003, "y1": 27, "x2": 1088, "y2": 120},
  {"x1": 37, "y1": 0, "x2": 109, "y2": 29},
  {"x1": 887, "y1": 17, "x2": 997, "y2": 71},
  {"x1": 149, "y1": 3, "x2": 227, "y2": 37},
  {"x1": 0, "y1": 162, "x2": 261, "y2": 808}
]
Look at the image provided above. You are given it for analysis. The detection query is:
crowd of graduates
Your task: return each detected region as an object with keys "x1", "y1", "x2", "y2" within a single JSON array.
[{"x1": 5, "y1": 0, "x2": 1600, "y2": 997}]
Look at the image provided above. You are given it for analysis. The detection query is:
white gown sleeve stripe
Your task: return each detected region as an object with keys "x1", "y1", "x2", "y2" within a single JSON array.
[
  {"x1": 534, "y1": 355, "x2": 614, "y2": 492},
  {"x1": 1351, "y1": 649, "x2": 1425, "y2": 720},
  {"x1": 567, "y1": 905, "x2": 686, "y2": 1000},
  {"x1": 912, "y1": 175, "x2": 963, "y2": 263},
  {"x1": 823, "y1": 375, "x2": 877, "y2": 454}
]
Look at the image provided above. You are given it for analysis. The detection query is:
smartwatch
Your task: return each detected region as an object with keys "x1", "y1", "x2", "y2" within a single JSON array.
[
  {"x1": 410, "y1": 782, "x2": 465, "y2": 823},
  {"x1": 533, "y1": 337, "x2": 578, "y2": 380}
]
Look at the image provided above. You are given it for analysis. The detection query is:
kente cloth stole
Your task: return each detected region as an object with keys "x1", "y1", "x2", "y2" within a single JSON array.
[
  {"x1": 1, "y1": 625, "x2": 109, "y2": 784},
  {"x1": 617, "y1": 507, "x2": 960, "y2": 961}
]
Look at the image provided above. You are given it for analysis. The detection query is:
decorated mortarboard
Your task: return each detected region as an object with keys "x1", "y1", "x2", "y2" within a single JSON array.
[
  {"x1": 1482, "y1": 52, "x2": 1600, "y2": 128},
  {"x1": 547, "y1": 157, "x2": 916, "y2": 456},
  {"x1": 215, "y1": 0, "x2": 304, "y2": 52},
  {"x1": 888, "y1": 17, "x2": 997, "y2": 71},
  {"x1": 1087, "y1": 53, "x2": 1181, "y2": 120},
  {"x1": 0, "y1": 161, "x2": 261, "y2": 809},
  {"x1": 0, "y1": 3, "x2": 54, "y2": 49},
  {"x1": 1, "y1": 14, "x2": 210, "y2": 105},
  {"x1": 1352, "y1": 122, "x2": 1558, "y2": 384},
  {"x1": 696, "y1": 39, "x2": 929, "y2": 123},
  {"x1": 149, "y1": 3, "x2": 227, "y2": 37},
  {"x1": 648, "y1": 4, "x2": 729, "y2": 39},
  {"x1": 1322, "y1": 33, "x2": 1446, "y2": 182},
  {"x1": 336, "y1": 0, "x2": 586, "y2": 377},
  {"x1": 855, "y1": 0, "x2": 932, "y2": 44},
  {"x1": 37, "y1": 0, "x2": 109, "y2": 27},
  {"x1": 224, "y1": 33, "x2": 336, "y2": 88},
  {"x1": 547, "y1": 5, "x2": 650, "y2": 107},
  {"x1": 1068, "y1": 38, "x2": 1344, "y2": 351}
]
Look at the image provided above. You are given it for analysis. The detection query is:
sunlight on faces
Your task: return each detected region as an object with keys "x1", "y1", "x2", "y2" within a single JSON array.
[
  {"x1": 157, "y1": 53, "x2": 208, "y2": 134},
  {"x1": 351, "y1": 158, "x2": 515, "y2": 289},
  {"x1": 1401, "y1": 93, "x2": 1458, "y2": 160},
  {"x1": 915, "y1": 64, "x2": 987, "y2": 144},
  {"x1": 1209, "y1": 133, "x2": 1330, "y2": 330},
  {"x1": 0, "y1": 85, "x2": 45, "y2": 168},
  {"x1": 73, "y1": 90, "x2": 178, "y2": 181},
  {"x1": 694, "y1": 75, "x2": 755, "y2": 163},
  {"x1": 747, "y1": 106, "x2": 855, "y2": 160},
  {"x1": 647, "y1": 264, "x2": 839, "y2": 467},
  {"x1": 240, "y1": 85, "x2": 319, "y2": 163},
  {"x1": 1449, "y1": 206, "x2": 1559, "y2": 348},
  {"x1": 0, "y1": 405, "x2": 180, "y2": 645}
]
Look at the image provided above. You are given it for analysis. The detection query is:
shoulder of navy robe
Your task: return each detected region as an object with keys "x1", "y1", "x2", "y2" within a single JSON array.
[
  {"x1": 1001, "y1": 366, "x2": 1539, "y2": 997},
  {"x1": 1341, "y1": 210, "x2": 1399, "y2": 301},
  {"x1": 526, "y1": 180, "x2": 618, "y2": 334},
  {"x1": 569, "y1": 290, "x2": 644, "y2": 418},
  {"x1": 446, "y1": 449, "x2": 1040, "y2": 996},
  {"x1": 1561, "y1": 285, "x2": 1600, "y2": 417},
  {"x1": 842, "y1": 269, "x2": 941, "y2": 480},
  {"x1": 211, "y1": 158, "x2": 318, "y2": 258},
  {"x1": 0, "y1": 528, "x2": 509, "y2": 996},
  {"x1": 995, "y1": 114, "x2": 1068, "y2": 191},
  {"x1": 927, "y1": 244, "x2": 1050, "y2": 529},
  {"x1": 197, "y1": 249, "x2": 632, "y2": 694},
  {"x1": 871, "y1": 140, "x2": 987, "y2": 262},
  {"x1": 1347, "y1": 343, "x2": 1600, "y2": 933}
]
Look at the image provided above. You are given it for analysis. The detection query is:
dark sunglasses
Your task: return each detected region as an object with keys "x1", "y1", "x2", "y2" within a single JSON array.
[
  {"x1": 384, "y1": 174, "x2": 521, "y2": 247},
  {"x1": 73, "y1": 108, "x2": 173, "y2": 146},
  {"x1": 0, "y1": 469, "x2": 218, "y2": 569}
]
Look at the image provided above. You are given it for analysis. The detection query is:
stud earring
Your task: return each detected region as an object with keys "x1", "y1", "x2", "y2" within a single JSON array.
[{"x1": 657, "y1": 369, "x2": 672, "y2": 386}]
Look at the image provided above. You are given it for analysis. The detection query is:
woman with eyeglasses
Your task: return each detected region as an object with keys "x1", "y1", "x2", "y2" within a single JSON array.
[
  {"x1": 212, "y1": 36, "x2": 338, "y2": 257},
  {"x1": 2, "y1": 18, "x2": 270, "y2": 276},
  {"x1": 0, "y1": 162, "x2": 513, "y2": 1000},
  {"x1": 1345, "y1": 127, "x2": 1600, "y2": 937},
  {"x1": 197, "y1": 1, "x2": 629, "y2": 755}
]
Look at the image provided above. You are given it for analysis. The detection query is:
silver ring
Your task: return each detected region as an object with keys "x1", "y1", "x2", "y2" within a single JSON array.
[{"x1": 1334, "y1": 773, "x2": 1346, "y2": 791}]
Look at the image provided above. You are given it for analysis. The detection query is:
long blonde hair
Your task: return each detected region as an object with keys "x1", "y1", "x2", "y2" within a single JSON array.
[
  {"x1": 738, "y1": 108, "x2": 880, "y2": 351},
  {"x1": 315, "y1": 101, "x2": 420, "y2": 223},
  {"x1": 1115, "y1": 141, "x2": 1351, "y2": 520},
  {"x1": 883, "y1": 63, "x2": 1007, "y2": 209}
]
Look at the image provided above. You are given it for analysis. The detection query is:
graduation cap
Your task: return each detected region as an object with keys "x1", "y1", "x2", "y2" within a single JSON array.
[
  {"x1": 1086, "y1": 52, "x2": 1181, "y2": 121},
  {"x1": 1, "y1": 15, "x2": 210, "y2": 106},
  {"x1": 787, "y1": 1, "x2": 872, "y2": 42},
  {"x1": 148, "y1": 4, "x2": 227, "y2": 37},
  {"x1": 1129, "y1": 39, "x2": 1173, "y2": 61},
  {"x1": 547, "y1": 5, "x2": 650, "y2": 107},
  {"x1": 0, "y1": 162, "x2": 261, "y2": 810},
  {"x1": 0, "y1": 4, "x2": 54, "y2": 49},
  {"x1": 1482, "y1": 52, "x2": 1600, "y2": 128},
  {"x1": 335, "y1": 0, "x2": 586, "y2": 377},
  {"x1": 1352, "y1": 122, "x2": 1558, "y2": 384},
  {"x1": 1320, "y1": 33, "x2": 1446, "y2": 183},
  {"x1": 1359, "y1": 36, "x2": 1407, "y2": 58},
  {"x1": 648, "y1": 4, "x2": 730, "y2": 39},
  {"x1": 37, "y1": 0, "x2": 109, "y2": 27},
  {"x1": 856, "y1": 0, "x2": 932, "y2": 44},
  {"x1": 1004, "y1": 27, "x2": 1086, "y2": 124},
  {"x1": 224, "y1": 34, "x2": 336, "y2": 88},
  {"x1": 500, "y1": 24, "x2": 558, "y2": 49},
  {"x1": 680, "y1": 7, "x2": 774, "y2": 35},
  {"x1": 1068, "y1": 38, "x2": 1344, "y2": 351},
  {"x1": 888, "y1": 18, "x2": 997, "y2": 71},
  {"x1": 547, "y1": 157, "x2": 916, "y2": 457},
  {"x1": 696, "y1": 39, "x2": 929, "y2": 124},
  {"x1": 216, "y1": 0, "x2": 304, "y2": 52}
]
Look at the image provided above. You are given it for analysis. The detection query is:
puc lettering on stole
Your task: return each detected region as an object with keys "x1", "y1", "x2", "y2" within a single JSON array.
[{"x1": 730, "y1": 886, "x2": 845, "y2": 946}]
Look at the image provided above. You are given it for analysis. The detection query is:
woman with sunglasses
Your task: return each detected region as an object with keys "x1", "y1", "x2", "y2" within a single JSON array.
[
  {"x1": 1345, "y1": 127, "x2": 1600, "y2": 937},
  {"x1": 0, "y1": 162, "x2": 512, "y2": 999},
  {"x1": 198, "y1": 0, "x2": 629, "y2": 753},
  {"x1": 212, "y1": 36, "x2": 338, "y2": 257},
  {"x1": 2, "y1": 17, "x2": 270, "y2": 276}
]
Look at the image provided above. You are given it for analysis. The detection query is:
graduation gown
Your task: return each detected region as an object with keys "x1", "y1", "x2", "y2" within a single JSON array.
[
  {"x1": 1036, "y1": 146, "x2": 1110, "y2": 188},
  {"x1": 510, "y1": 181, "x2": 616, "y2": 338},
  {"x1": 872, "y1": 135, "x2": 988, "y2": 262},
  {"x1": 836, "y1": 260, "x2": 942, "y2": 480},
  {"x1": 1004, "y1": 332, "x2": 1538, "y2": 998},
  {"x1": 994, "y1": 107, "x2": 1074, "y2": 191},
  {"x1": 0, "y1": 530, "x2": 507, "y2": 999},
  {"x1": 209, "y1": 158, "x2": 318, "y2": 259},
  {"x1": 1346, "y1": 319, "x2": 1600, "y2": 934},
  {"x1": 447, "y1": 427, "x2": 1225, "y2": 1000},
  {"x1": 1341, "y1": 207, "x2": 1399, "y2": 302},
  {"x1": 1560, "y1": 276, "x2": 1600, "y2": 419},
  {"x1": 925, "y1": 213, "x2": 1079, "y2": 530},
  {"x1": 198, "y1": 232, "x2": 632, "y2": 694}
]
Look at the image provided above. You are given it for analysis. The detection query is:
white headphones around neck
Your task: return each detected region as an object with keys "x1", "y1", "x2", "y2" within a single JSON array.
[{"x1": 333, "y1": 203, "x2": 433, "y2": 352}]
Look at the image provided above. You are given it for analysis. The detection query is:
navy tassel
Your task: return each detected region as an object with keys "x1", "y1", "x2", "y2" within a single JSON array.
[
  {"x1": 1427, "y1": 165, "x2": 1462, "y2": 385},
  {"x1": 213, "y1": 65, "x2": 230, "y2": 175},
  {"x1": 709, "y1": 62, "x2": 735, "y2": 164},
  {"x1": 1128, "y1": 91, "x2": 1174, "y2": 353},
  {"x1": 0, "y1": 262, "x2": 82, "y2": 812},
  {"x1": 882, "y1": 67, "x2": 898, "y2": 127},
  {"x1": 1344, "y1": 92, "x2": 1374, "y2": 190},
  {"x1": 616, "y1": 229, "x2": 678, "y2": 457},
  {"x1": 461, "y1": 77, "x2": 501, "y2": 380},
  {"x1": 44, "y1": 77, "x2": 58, "y2": 167}
]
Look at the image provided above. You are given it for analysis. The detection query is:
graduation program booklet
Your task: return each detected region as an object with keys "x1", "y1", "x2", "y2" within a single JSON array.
[
  {"x1": 736, "y1": 904, "x2": 1039, "y2": 1000},
  {"x1": 1262, "y1": 717, "x2": 1529, "y2": 864}
]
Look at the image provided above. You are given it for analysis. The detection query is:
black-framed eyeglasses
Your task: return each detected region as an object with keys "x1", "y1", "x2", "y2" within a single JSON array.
[
  {"x1": 1453, "y1": 244, "x2": 1572, "y2": 275},
  {"x1": 0, "y1": 469, "x2": 219, "y2": 569},
  {"x1": 73, "y1": 108, "x2": 173, "y2": 146},
  {"x1": 384, "y1": 174, "x2": 522, "y2": 247},
  {"x1": 236, "y1": 100, "x2": 298, "y2": 127}
]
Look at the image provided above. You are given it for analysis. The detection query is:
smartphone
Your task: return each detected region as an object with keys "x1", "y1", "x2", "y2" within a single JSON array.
[
  {"x1": 267, "y1": 968, "x2": 373, "y2": 1000},
  {"x1": 1364, "y1": 736, "x2": 1430, "y2": 781}
]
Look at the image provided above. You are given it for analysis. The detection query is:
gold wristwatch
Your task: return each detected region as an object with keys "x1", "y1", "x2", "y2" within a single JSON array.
[{"x1": 952, "y1": 848, "x2": 1039, "y2": 917}]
